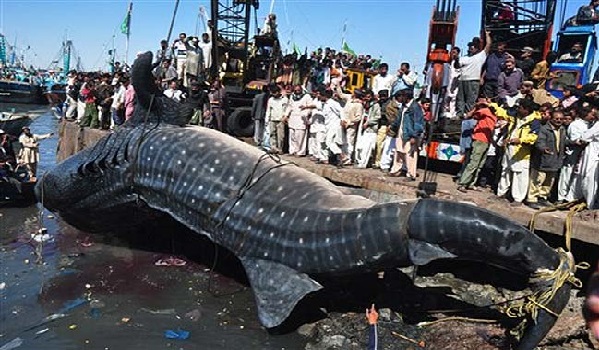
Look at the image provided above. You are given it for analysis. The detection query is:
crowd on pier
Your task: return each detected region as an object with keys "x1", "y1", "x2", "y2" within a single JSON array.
[
  {"x1": 244, "y1": 32, "x2": 598, "y2": 210},
  {"x1": 54, "y1": 20, "x2": 599, "y2": 211}
]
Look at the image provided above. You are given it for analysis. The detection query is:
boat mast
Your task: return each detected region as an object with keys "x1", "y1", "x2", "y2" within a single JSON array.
[{"x1": 63, "y1": 40, "x2": 72, "y2": 74}]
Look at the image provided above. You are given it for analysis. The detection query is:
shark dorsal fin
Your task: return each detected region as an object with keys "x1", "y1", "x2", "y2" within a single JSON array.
[{"x1": 127, "y1": 51, "x2": 189, "y2": 127}]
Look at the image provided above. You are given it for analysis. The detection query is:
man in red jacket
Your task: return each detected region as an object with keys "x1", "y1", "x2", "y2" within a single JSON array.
[{"x1": 457, "y1": 98, "x2": 498, "y2": 192}]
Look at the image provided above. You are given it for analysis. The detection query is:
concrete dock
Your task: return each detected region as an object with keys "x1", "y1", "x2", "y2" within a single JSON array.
[{"x1": 57, "y1": 121, "x2": 598, "y2": 246}]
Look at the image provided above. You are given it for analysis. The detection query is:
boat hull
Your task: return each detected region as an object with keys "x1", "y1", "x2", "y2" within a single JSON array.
[
  {"x1": 0, "y1": 113, "x2": 32, "y2": 135},
  {"x1": 0, "y1": 80, "x2": 47, "y2": 104},
  {"x1": 0, "y1": 179, "x2": 37, "y2": 207}
]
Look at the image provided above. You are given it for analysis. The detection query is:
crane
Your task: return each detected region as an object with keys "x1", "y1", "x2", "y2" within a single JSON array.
[{"x1": 209, "y1": 0, "x2": 281, "y2": 136}]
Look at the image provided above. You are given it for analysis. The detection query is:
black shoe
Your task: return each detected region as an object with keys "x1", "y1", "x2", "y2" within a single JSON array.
[
  {"x1": 538, "y1": 198, "x2": 551, "y2": 206},
  {"x1": 526, "y1": 202, "x2": 543, "y2": 210},
  {"x1": 403, "y1": 176, "x2": 416, "y2": 182}
]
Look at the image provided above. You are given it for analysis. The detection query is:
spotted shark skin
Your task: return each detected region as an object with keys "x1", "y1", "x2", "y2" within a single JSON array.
[{"x1": 37, "y1": 52, "x2": 572, "y2": 350}]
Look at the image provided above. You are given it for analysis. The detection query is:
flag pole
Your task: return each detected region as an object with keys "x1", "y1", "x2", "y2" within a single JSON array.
[
  {"x1": 341, "y1": 19, "x2": 347, "y2": 48},
  {"x1": 166, "y1": 0, "x2": 181, "y2": 44},
  {"x1": 124, "y1": 2, "x2": 132, "y2": 67}
]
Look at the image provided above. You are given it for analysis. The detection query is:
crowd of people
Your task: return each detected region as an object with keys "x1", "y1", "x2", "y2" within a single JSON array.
[
  {"x1": 52, "y1": 15, "x2": 599, "y2": 211},
  {"x1": 247, "y1": 29, "x2": 599, "y2": 210}
]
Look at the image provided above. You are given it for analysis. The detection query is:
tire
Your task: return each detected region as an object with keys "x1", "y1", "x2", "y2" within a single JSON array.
[{"x1": 227, "y1": 107, "x2": 254, "y2": 137}]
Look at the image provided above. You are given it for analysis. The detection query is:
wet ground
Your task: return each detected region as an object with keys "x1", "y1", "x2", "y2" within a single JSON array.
[{"x1": 1, "y1": 106, "x2": 597, "y2": 350}]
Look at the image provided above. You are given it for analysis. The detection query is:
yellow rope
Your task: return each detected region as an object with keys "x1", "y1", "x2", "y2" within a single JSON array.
[
  {"x1": 418, "y1": 201, "x2": 590, "y2": 340},
  {"x1": 564, "y1": 202, "x2": 587, "y2": 251},
  {"x1": 528, "y1": 200, "x2": 587, "y2": 252},
  {"x1": 500, "y1": 248, "x2": 588, "y2": 339}
]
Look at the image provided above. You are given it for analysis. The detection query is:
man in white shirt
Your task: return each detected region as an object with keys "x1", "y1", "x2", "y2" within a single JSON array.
[
  {"x1": 580, "y1": 113, "x2": 599, "y2": 209},
  {"x1": 173, "y1": 33, "x2": 188, "y2": 80},
  {"x1": 372, "y1": 63, "x2": 396, "y2": 98},
  {"x1": 199, "y1": 32, "x2": 212, "y2": 71},
  {"x1": 286, "y1": 86, "x2": 312, "y2": 156},
  {"x1": 558, "y1": 109, "x2": 591, "y2": 201},
  {"x1": 456, "y1": 31, "x2": 492, "y2": 118},
  {"x1": 265, "y1": 86, "x2": 289, "y2": 154},
  {"x1": 390, "y1": 62, "x2": 417, "y2": 97},
  {"x1": 558, "y1": 42, "x2": 584, "y2": 63},
  {"x1": 163, "y1": 80, "x2": 185, "y2": 102},
  {"x1": 110, "y1": 77, "x2": 127, "y2": 127},
  {"x1": 320, "y1": 89, "x2": 343, "y2": 165}
]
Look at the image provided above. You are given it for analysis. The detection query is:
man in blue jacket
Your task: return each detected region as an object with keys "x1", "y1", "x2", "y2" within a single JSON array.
[{"x1": 388, "y1": 88, "x2": 425, "y2": 181}]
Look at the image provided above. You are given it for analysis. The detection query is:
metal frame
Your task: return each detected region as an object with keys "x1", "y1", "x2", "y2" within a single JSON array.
[
  {"x1": 210, "y1": 0, "x2": 257, "y2": 79},
  {"x1": 481, "y1": 0, "x2": 557, "y2": 58}
]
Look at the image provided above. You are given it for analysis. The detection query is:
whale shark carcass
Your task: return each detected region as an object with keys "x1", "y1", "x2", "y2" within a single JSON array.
[{"x1": 37, "y1": 52, "x2": 577, "y2": 350}]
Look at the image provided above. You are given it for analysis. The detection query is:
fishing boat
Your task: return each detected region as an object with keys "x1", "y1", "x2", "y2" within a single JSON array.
[
  {"x1": 0, "y1": 112, "x2": 31, "y2": 135},
  {"x1": 0, "y1": 78, "x2": 46, "y2": 104},
  {"x1": 0, "y1": 166, "x2": 36, "y2": 207}
]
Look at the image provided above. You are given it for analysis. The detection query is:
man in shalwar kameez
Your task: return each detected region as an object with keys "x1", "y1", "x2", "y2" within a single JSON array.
[
  {"x1": 580, "y1": 117, "x2": 599, "y2": 209},
  {"x1": 355, "y1": 90, "x2": 381, "y2": 168},
  {"x1": 286, "y1": 85, "x2": 312, "y2": 156},
  {"x1": 18, "y1": 127, "x2": 53, "y2": 181}
]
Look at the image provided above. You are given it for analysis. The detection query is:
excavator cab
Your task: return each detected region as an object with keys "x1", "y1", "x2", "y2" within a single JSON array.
[{"x1": 547, "y1": 25, "x2": 597, "y2": 97}]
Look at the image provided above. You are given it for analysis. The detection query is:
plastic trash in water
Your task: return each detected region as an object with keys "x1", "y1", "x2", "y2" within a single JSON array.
[
  {"x1": 0, "y1": 337, "x2": 23, "y2": 350},
  {"x1": 31, "y1": 233, "x2": 52, "y2": 243},
  {"x1": 164, "y1": 329, "x2": 190, "y2": 340},
  {"x1": 89, "y1": 308, "x2": 101, "y2": 319},
  {"x1": 35, "y1": 328, "x2": 49, "y2": 335},
  {"x1": 140, "y1": 308, "x2": 176, "y2": 315},
  {"x1": 43, "y1": 313, "x2": 67, "y2": 322},
  {"x1": 58, "y1": 298, "x2": 88, "y2": 314},
  {"x1": 154, "y1": 257, "x2": 186, "y2": 266}
]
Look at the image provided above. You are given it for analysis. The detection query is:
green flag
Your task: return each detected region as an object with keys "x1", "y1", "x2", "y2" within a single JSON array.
[
  {"x1": 342, "y1": 41, "x2": 356, "y2": 56},
  {"x1": 293, "y1": 43, "x2": 301, "y2": 55},
  {"x1": 121, "y1": 2, "x2": 132, "y2": 35}
]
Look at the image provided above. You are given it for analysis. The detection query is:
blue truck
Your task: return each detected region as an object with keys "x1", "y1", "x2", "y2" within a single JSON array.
[{"x1": 547, "y1": 24, "x2": 598, "y2": 98}]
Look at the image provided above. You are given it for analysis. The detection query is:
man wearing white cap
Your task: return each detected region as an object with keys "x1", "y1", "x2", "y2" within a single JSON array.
[
  {"x1": 18, "y1": 127, "x2": 53, "y2": 181},
  {"x1": 517, "y1": 46, "x2": 536, "y2": 80}
]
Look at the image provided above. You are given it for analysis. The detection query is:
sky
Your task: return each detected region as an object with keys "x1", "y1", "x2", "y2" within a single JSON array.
[{"x1": 0, "y1": 0, "x2": 591, "y2": 73}]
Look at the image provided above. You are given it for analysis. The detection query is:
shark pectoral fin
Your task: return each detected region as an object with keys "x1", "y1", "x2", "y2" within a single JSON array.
[
  {"x1": 241, "y1": 258, "x2": 323, "y2": 328},
  {"x1": 408, "y1": 239, "x2": 457, "y2": 266}
]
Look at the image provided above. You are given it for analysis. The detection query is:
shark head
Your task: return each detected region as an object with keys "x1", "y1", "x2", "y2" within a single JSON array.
[{"x1": 35, "y1": 138, "x2": 143, "y2": 232}]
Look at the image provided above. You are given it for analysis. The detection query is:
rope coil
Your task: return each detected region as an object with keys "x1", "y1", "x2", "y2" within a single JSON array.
[{"x1": 500, "y1": 248, "x2": 588, "y2": 339}]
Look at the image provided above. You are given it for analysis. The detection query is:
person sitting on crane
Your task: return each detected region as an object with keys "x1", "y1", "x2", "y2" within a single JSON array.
[
  {"x1": 558, "y1": 42, "x2": 584, "y2": 63},
  {"x1": 260, "y1": 13, "x2": 278, "y2": 37},
  {"x1": 565, "y1": 0, "x2": 599, "y2": 27},
  {"x1": 173, "y1": 33, "x2": 188, "y2": 81}
]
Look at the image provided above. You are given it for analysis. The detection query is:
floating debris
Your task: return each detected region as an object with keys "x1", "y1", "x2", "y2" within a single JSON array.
[
  {"x1": 154, "y1": 257, "x2": 186, "y2": 266},
  {"x1": 0, "y1": 337, "x2": 23, "y2": 350},
  {"x1": 34, "y1": 328, "x2": 49, "y2": 335},
  {"x1": 140, "y1": 308, "x2": 176, "y2": 315},
  {"x1": 164, "y1": 329, "x2": 190, "y2": 340}
]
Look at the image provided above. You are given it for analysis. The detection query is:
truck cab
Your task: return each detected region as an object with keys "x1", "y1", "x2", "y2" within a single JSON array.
[{"x1": 547, "y1": 25, "x2": 597, "y2": 98}]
